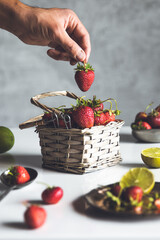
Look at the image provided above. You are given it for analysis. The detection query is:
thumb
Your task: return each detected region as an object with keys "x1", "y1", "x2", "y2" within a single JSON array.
[{"x1": 57, "y1": 31, "x2": 86, "y2": 62}]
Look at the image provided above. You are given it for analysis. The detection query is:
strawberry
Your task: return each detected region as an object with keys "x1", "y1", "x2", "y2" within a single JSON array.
[
  {"x1": 94, "y1": 112, "x2": 106, "y2": 126},
  {"x1": 8, "y1": 166, "x2": 30, "y2": 185},
  {"x1": 75, "y1": 62, "x2": 95, "y2": 92},
  {"x1": 154, "y1": 199, "x2": 160, "y2": 210},
  {"x1": 42, "y1": 186, "x2": 63, "y2": 204},
  {"x1": 155, "y1": 105, "x2": 160, "y2": 112},
  {"x1": 72, "y1": 106, "x2": 94, "y2": 128},
  {"x1": 111, "y1": 184, "x2": 121, "y2": 197},
  {"x1": 43, "y1": 112, "x2": 52, "y2": 120},
  {"x1": 131, "y1": 121, "x2": 152, "y2": 130},
  {"x1": 24, "y1": 205, "x2": 47, "y2": 229},
  {"x1": 136, "y1": 121, "x2": 152, "y2": 130},
  {"x1": 148, "y1": 110, "x2": 160, "y2": 128},
  {"x1": 104, "y1": 111, "x2": 115, "y2": 124},
  {"x1": 133, "y1": 205, "x2": 142, "y2": 214},
  {"x1": 122, "y1": 186, "x2": 143, "y2": 203},
  {"x1": 58, "y1": 118, "x2": 66, "y2": 128},
  {"x1": 90, "y1": 95, "x2": 104, "y2": 112},
  {"x1": 135, "y1": 112, "x2": 148, "y2": 123},
  {"x1": 135, "y1": 102, "x2": 153, "y2": 123}
]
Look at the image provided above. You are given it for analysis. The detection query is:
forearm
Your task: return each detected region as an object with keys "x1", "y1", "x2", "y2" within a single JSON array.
[{"x1": 0, "y1": 0, "x2": 30, "y2": 35}]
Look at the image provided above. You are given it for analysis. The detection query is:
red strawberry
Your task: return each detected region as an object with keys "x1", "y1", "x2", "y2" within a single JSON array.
[
  {"x1": 104, "y1": 111, "x2": 115, "y2": 124},
  {"x1": 59, "y1": 118, "x2": 66, "y2": 128},
  {"x1": 72, "y1": 106, "x2": 94, "y2": 128},
  {"x1": 42, "y1": 186, "x2": 63, "y2": 204},
  {"x1": 111, "y1": 184, "x2": 121, "y2": 197},
  {"x1": 137, "y1": 121, "x2": 152, "y2": 130},
  {"x1": 43, "y1": 112, "x2": 52, "y2": 120},
  {"x1": 24, "y1": 205, "x2": 47, "y2": 229},
  {"x1": 75, "y1": 62, "x2": 94, "y2": 92},
  {"x1": 91, "y1": 95, "x2": 104, "y2": 112},
  {"x1": 154, "y1": 199, "x2": 160, "y2": 210},
  {"x1": 133, "y1": 206, "x2": 142, "y2": 214},
  {"x1": 135, "y1": 102, "x2": 153, "y2": 122},
  {"x1": 93, "y1": 103, "x2": 104, "y2": 112},
  {"x1": 8, "y1": 166, "x2": 30, "y2": 185},
  {"x1": 148, "y1": 110, "x2": 160, "y2": 128},
  {"x1": 135, "y1": 112, "x2": 148, "y2": 123},
  {"x1": 155, "y1": 105, "x2": 160, "y2": 112},
  {"x1": 94, "y1": 112, "x2": 106, "y2": 126},
  {"x1": 122, "y1": 186, "x2": 143, "y2": 203}
]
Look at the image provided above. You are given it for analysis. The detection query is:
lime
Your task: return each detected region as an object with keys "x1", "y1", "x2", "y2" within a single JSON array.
[
  {"x1": 141, "y1": 148, "x2": 160, "y2": 168},
  {"x1": 120, "y1": 167, "x2": 155, "y2": 194},
  {"x1": 0, "y1": 126, "x2": 15, "y2": 154}
]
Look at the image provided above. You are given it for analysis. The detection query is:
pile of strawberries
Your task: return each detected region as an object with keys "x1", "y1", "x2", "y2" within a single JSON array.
[
  {"x1": 43, "y1": 96, "x2": 121, "y2": 129},
  {"x1": 131, "y1": 103, "x2": 160, "y2": 130},
  {"x1": 105, "y1": 183, "x2": 160, "y2": 214}
]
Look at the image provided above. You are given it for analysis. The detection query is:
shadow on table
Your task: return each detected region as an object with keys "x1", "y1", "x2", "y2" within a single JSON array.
[
  {"x1": 72, "y1": 196, "x2": 160, "y2": 222},
  {"x1": 120, "y1": 133, "x2": 136, "y2": 143},
  {"x1": 0, "y1": 154, "x2": 42, "y2": 169},
  {"x1": 119, "y1": 162, "x2": 145, "y2": 168},
  {"x1": 2, "y1": 222, "x2": 28, "y2": 230}
]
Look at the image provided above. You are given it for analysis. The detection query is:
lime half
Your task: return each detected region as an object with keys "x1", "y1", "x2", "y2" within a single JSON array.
[
  {"x1": 120, "y1": 167, "x2": 155, "y2": 194},
  {"x1": 0, "y1": 126, "x2": 15, "y2": 154},
  {"x1": 141, "y1": 148, "x2": 160, "y2": 168}
]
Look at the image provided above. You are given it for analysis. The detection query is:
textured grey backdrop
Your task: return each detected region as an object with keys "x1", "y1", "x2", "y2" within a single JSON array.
[{"x1": 1, "y1": 0, "x2": 160, "y2": 127}]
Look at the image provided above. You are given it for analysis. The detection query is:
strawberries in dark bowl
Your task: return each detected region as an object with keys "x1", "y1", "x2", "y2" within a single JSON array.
[{"x1": 131, "y1": 103, "x2": 160, "y2": 142}]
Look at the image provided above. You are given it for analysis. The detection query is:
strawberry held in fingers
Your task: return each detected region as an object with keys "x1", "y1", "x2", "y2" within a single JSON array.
[{"x1": 75, "y1": 62, "x2": 95, "y2": 92}]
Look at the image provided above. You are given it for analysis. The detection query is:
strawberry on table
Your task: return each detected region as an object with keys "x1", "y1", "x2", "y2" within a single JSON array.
[
  {"x1": 42, "y1": 186, "x2": 63, "y2": 204},
  {"x1": 24, "y1": 205, "x2": 47, "y2": 229},
  {"x1": 75, "y1": 62, "x2": 95, "y2": 92},
  {"x1": 8, "y1": 165, "x2": 30, "y2": 185}
]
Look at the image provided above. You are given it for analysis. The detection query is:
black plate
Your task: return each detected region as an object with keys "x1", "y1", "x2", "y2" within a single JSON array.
[{"x1": 85, "y1": 182, "x2": 160, "y2": 217}]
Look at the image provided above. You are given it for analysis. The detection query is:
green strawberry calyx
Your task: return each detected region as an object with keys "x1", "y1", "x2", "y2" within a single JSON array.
[{"x1": 75, "y1": 62, "x2": 94, "y2": 73}]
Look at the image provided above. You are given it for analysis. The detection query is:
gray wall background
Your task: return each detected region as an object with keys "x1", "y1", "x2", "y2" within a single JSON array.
[{"x1": 1, "y1": 0, "x2": 160, "y2": 127}]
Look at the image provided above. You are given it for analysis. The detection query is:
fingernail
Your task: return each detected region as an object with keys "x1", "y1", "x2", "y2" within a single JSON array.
[{"x1": 76, "y1": 50, "x2": 85, "y2": 61}]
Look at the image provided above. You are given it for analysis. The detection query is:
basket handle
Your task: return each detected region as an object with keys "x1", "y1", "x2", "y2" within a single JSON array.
[{"x1": 30, "y1": 91, "x2": 80, "y2": 116}]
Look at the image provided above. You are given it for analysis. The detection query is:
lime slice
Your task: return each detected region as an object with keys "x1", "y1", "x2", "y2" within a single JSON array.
[
  {"x1": 0, "y1": 126, "x2": 15, "y2": 154},
  {"x1": 120, "y1": 168, "x2": 155, "y2": 194},
  {"x1": 141, "y1": 148, "x2": 160, "y2": 168}
]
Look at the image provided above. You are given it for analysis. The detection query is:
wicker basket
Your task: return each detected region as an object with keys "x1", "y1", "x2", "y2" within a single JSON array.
[{"x1": 19, "y1": 91, "x2": 124, "y2": 174}]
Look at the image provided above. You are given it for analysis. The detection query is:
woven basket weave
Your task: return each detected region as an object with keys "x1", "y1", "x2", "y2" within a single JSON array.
[{"x1": 19, "y1": 91, "x2": 124, "y2": 174}]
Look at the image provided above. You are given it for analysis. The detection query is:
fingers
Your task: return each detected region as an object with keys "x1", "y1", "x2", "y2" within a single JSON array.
[
  {"x1": 47, "y1": 49, "x2": 71, "y2": 61},
  {"x1": 71, "y1": 23, "x2": 91, "y2": 63},
  {"x1": 57, "y1": 30, "x2": 86, "y2": 62}
]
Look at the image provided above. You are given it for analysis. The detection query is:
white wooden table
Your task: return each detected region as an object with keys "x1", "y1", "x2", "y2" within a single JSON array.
[{"x1": 0, "y1": 126, "x2": 160, "y2": 240}]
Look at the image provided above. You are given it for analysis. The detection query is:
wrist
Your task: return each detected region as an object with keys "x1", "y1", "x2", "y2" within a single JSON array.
[{"x1": 0, "y1": 0, "x2": 31, "y2": 36}]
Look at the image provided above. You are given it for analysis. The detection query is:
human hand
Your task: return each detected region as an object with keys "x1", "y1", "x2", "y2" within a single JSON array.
[{"x1": 16, "y1": 6, "x2": 91, "y2": 65}]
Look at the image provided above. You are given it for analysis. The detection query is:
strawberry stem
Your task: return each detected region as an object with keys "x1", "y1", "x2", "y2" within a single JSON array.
[
  {"x1": 145, "y1": 102, "x2": 154, "y2": 113},
  {"x1": 37, "y1": 181, "x2": 53, "y2": 189}
]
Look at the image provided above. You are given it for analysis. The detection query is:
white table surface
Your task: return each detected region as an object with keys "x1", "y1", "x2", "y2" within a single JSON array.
[{"x1": 0, "y1": 126, "x2": 160, "y2": 240}]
